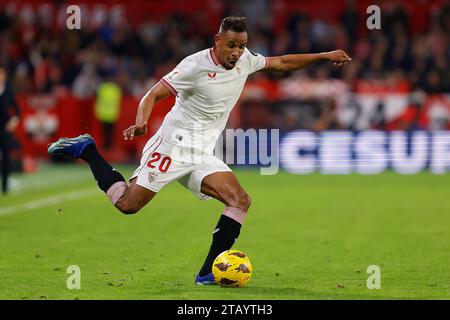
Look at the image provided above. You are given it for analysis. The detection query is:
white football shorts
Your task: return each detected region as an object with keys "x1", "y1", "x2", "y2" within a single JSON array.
[{"x1": 130, "y1": 133, "x2": 231, "y2": 200}]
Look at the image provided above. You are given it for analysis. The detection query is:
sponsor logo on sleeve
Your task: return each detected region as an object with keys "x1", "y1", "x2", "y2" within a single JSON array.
[{"x1": 167, "y1": 68, "x2": 180, "y2": 81}]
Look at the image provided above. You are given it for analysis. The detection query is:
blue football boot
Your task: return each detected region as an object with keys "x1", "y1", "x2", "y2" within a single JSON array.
[
  {"x1": 195, "y1": 272, "x2": 216, "y2": 285},
  {"x1": 48, "y1": 133, "x2": 95, "y2": 159}
]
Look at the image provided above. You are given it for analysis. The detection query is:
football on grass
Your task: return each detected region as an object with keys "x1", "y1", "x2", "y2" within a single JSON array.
[{"x1": 212, "y1": 250, "x2": 252, "y2": 287}]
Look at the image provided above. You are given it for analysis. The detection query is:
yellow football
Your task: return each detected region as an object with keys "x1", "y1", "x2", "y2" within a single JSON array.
[{"x1": 212, "y1": 249, "x2": 252, "y2": 287}]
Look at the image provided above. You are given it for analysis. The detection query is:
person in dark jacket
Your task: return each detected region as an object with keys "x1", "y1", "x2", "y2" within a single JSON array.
[{"x1": 0, "y1": 66, "x2": 20, "y2": 194}]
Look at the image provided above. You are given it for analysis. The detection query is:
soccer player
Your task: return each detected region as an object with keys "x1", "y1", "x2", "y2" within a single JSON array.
[{"x1": 48, "y1": 17, "x2": 351, "y2": 284}]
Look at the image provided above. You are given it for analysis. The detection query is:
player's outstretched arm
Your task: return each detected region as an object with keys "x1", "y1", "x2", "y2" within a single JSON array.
[
  {"x1": 123, "y1": 81, "x2": 171, "y2": 140},
  {"x1": 265, "y1": 50, "x2": 351, "y2": 72}
]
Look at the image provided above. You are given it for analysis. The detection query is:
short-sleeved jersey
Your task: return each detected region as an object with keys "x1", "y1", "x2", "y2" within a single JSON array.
[{"x1": 159, "y1": 47, "x2": 268, "y2": 160}]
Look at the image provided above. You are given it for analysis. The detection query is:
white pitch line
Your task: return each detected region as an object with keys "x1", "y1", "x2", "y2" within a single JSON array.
[{"x1": 0, "y1": 188, "x2": 100, "y2": 217}]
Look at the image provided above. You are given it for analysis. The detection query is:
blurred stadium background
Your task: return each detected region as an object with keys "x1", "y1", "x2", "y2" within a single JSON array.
[
  {"x1": 1, "y1": 0, "x2": 450, "y2": 300},
  {"x1": 0, "y1": 0, "x2": 449, "y2": 175}
]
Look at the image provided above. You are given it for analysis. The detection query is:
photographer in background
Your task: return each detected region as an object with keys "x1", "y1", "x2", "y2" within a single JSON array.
[{"x1": 0, "y1": 66, "x2": 20, "y2": 195}]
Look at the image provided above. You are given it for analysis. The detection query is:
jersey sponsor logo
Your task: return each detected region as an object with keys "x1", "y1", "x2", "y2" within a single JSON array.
[{"x1": 207, "y1": 72, "x2": 217, "y2": 79}]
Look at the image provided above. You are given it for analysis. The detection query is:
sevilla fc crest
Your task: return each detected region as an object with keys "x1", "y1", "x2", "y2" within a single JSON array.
[{"x1": 148, "y1": 172, "x2": 158, "y2": 183}]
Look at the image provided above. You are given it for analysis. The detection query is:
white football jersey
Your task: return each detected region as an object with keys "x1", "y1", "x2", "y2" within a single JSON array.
[{"x1": 159, "y1": 47, "x2": 268, "y2": 159}]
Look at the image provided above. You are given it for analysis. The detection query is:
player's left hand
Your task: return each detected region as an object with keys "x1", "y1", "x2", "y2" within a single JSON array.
[{"x1": 326, "y1": 50, "x2": 352, "y2": 67}]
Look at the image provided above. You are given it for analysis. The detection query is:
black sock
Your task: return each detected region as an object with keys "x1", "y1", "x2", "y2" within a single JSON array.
[
  {"x1": 199, "y1": 214, "x2": 242, "y2": 277},
  {"x1": 80, "y1": 144, "x2": 125, "y2": 193}
]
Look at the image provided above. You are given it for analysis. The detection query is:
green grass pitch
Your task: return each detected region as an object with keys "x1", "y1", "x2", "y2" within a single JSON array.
[{"x1": 1, "y1": 164, "x2": 449, "y2": 300}]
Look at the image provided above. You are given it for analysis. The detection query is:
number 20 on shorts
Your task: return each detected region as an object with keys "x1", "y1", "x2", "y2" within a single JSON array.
[{"x1": 147, "y1": 152, "x2": 172, "y2": 173}]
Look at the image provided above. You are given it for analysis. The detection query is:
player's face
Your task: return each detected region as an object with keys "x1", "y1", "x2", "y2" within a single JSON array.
[{"x1": 214, "y1": 31, "x2": 248, "y2": 70}]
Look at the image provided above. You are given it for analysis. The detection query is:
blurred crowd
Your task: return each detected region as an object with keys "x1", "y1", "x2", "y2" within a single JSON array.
[{"x1": 0, "y1": 0, "x2": 449, "y2": 131}]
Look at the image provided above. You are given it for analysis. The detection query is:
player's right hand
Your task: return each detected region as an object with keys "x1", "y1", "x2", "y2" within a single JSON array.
[{"x1": 123, "y1": 123, "x2": 147, "y2": 140}]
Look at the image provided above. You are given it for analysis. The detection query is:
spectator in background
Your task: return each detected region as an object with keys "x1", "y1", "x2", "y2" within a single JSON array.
[
  {"x1": 0, "y1": 66, "x2": 20, "y2": 195},
  {"x1": 281, "y1": 99, "x2": 339, "y2": 132},
  {"x1": 340, "y1": 0, "x2": 359, "y2": 41},
  {"x1": 312, "y1": 99, "x2": 341, "y2": 132},
  {"x1": 130, "y1": 71, "x2": 157, "y2": 100},
  {"x1": 72, "y1": 63, "x2": 100, "y2": 99},
  {"x1": 94, "y1": 74, "x2": 122, "y2": 151},
  {"x1": 427, "y1": 97, "x2": 450, "y2": 130},
  {"x1": 0, "y1": 9, "x2": 12, "y2": 33},
  {"x1": 343, "y1": 94, "x2": 363, "y2": 131},
  {"x1": 370, "y1": 101, "x2": 387, "y2": 131},
  {"x1": 390, "y1": 89, "x2": 428, "y2": 131},
  {"x1": 424, "y1": 69, "x2": 444, "y2": 93}
]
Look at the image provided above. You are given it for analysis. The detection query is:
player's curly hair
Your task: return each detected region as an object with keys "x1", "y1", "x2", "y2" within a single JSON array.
[{"x1": 219, "y1": 17, "x2": 247, "y2": 33}]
